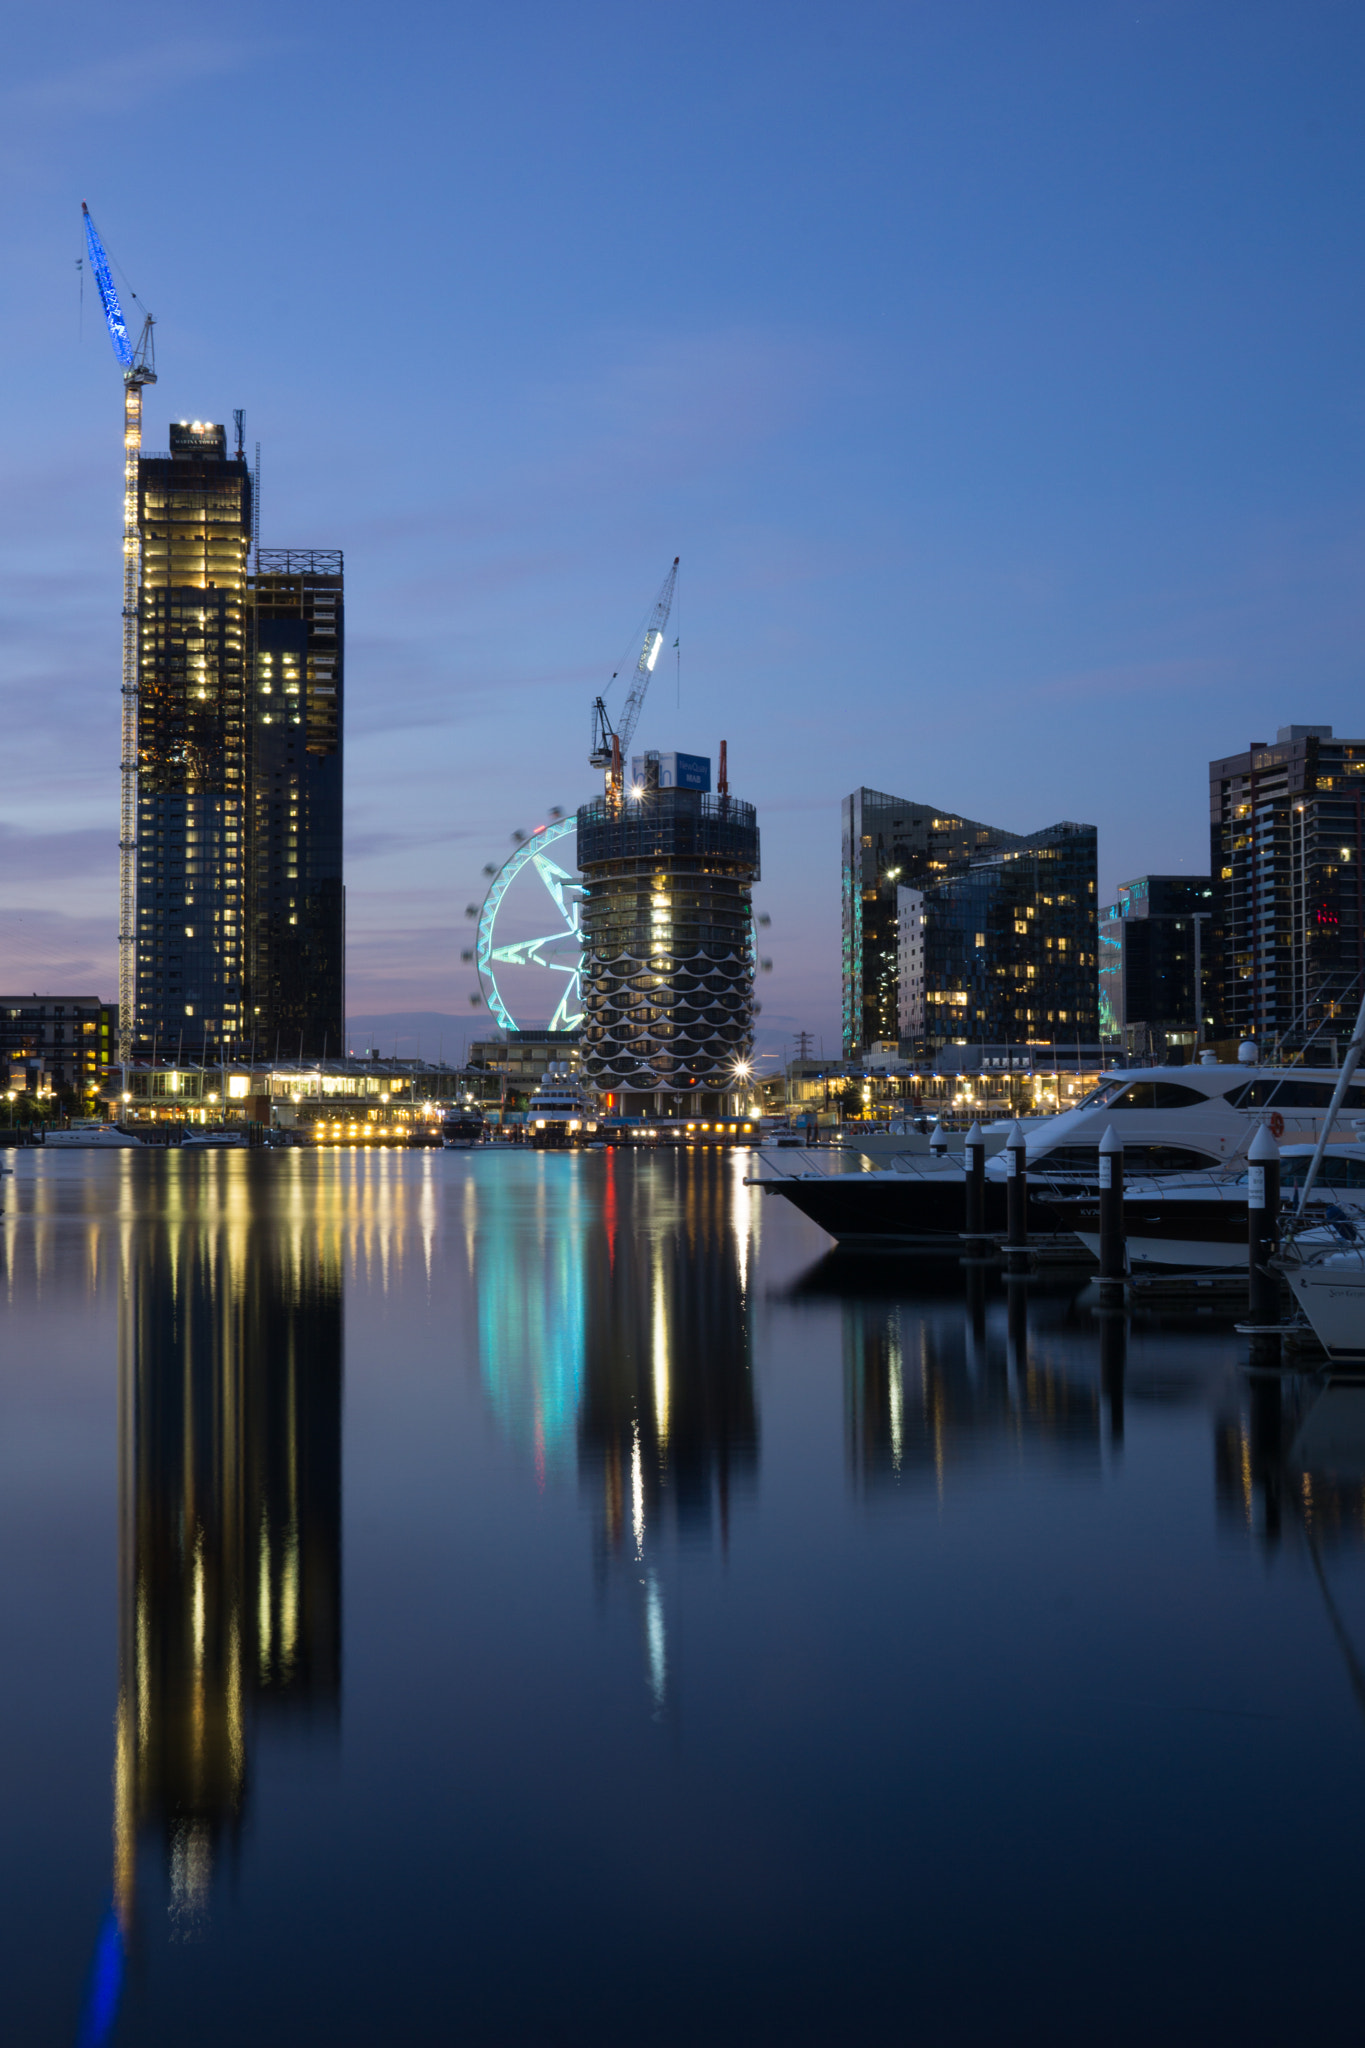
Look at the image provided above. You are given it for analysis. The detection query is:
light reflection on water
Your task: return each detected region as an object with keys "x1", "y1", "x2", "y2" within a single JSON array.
[{"x1": 3, "y1": 1147, "x2": 1365, "y2": 2044}]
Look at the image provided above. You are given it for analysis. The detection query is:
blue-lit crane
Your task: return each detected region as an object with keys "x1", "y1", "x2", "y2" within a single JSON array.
[
  {"x1": 82, "y1": 203, "x2": 156, "y2": 1061},
  {"x1": 589, "y1": 556, "x2": 679, "y2": 801}
]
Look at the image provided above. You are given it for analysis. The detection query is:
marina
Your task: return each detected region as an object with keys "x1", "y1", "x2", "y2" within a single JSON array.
[{"x1": 6, "y1": 1146, "x2": 1365, "y2": 2043}]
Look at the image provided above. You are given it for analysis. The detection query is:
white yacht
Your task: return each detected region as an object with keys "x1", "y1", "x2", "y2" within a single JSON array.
[
  {"x1": 526, "y1": 1065, "x2": 597, "y2": 1149},
  {"x1": 1061, "y1": 1143, "x2": 1365, "y2": 1270},
  {"x1": 1280, "y1": 1232, "x2": 1365, "y2": 1359},
  {"x1": 753, "y1": 1048, "x2": 1365, "y2": 1250},
  {"x1": 44, "y1": 1122, "x2": 147, "y2": 1149}
]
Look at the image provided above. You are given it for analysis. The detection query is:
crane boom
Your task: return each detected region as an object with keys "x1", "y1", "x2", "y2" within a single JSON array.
[
  {"x1": 82, "y1": 204, "x2": 156, "y2": 1062},
  {"x1": 83, "y1": 205, "x2": 133, "y2": 366},
  {"x1": 588, "y1": 557, "x2": 679, "y2": 795}
]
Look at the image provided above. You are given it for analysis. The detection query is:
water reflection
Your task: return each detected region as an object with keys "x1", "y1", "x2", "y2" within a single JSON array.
[
  {"x1": 1218, "y1": 1372, "x2": 1365, "y2": 1551},
  {"x1": 473, "y1": 1162, "x2": 586, "y2": 1482},
  {"x1": 578, "y1": 1152, "x2": 758, "y2": 1555},
  {"x1": 113, "y1": 1203, "x2": 342, "y2": 1940},
  {"x1": 817, "y1": 1262, "x2": 1107, "y2": 1494}
]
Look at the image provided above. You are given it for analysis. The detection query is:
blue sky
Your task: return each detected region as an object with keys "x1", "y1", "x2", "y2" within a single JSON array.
[{"x1": 2, "y1": 0, "x2": 1363, "y2": 1057}]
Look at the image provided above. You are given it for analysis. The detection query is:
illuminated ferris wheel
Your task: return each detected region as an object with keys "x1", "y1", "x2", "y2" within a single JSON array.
[{"x1": 464, "y1": 813, "x2": 584, "y2": 1033}]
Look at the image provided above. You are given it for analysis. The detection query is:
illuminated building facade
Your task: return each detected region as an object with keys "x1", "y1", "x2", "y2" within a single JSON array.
[
  {"x1": 1098, "y1": 874, "x2": 1213, "y2": 1058},
  {"x1": 249, "y1": 552, "x2": 344, "y2": 1057},
  {"x1": 576, "y1": 783, "x2": 760, "y2": 1113},
  {"x1": 135, "y1": 422, "x2": 251, "y2": 1049},
  {"x1": 1209, "y1": 725, "x2": 1365, "y2": 1051},
  {"x1": 842, "y1": 788, "x2": 1098, "y2": 1055},
  {"x1": 0, "y1": 995, "x2": 116, "y2": 1095},
  {"x1": 134, "y1": 426, "x2": 343, "y2": 1056},
  {"x1": 921, "y1": 824, "x2": 1099, "y2": 1048}
]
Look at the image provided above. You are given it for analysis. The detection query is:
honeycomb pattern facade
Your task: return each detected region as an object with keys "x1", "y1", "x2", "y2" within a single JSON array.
[{"x1": 576, "y1": 793, "x2": 760, "y2": 1106}]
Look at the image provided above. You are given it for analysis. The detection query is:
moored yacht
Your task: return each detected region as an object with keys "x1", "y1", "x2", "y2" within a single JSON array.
[
  {"x1": 44, "y1": 1121, "x2": 147, "y2": 1149},
  {"x1": 1062, "y1": 1144, "x2": 1365, "y2": 1270},
  {"x1": 752, "y1": 1053, "x2": 1365, "y2": 1251},
  {"x1": 526, "y1": 1064, "x2": 597, "y2": 1149}
]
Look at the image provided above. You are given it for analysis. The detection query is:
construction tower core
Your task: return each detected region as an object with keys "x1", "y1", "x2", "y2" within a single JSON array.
[{"x1": 576, "y1": 781, "x2": 760, "y2": 1113}]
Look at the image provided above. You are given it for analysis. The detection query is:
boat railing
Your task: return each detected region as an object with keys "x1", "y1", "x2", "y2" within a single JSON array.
[{"x1": 747, "y1": 1143, "x2": 935, "y2": 1185}]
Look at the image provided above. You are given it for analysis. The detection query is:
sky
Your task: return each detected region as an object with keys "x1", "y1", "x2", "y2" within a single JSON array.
[{"x1": 1, "y1": 0, "x2": 1363, "y2": 1060}]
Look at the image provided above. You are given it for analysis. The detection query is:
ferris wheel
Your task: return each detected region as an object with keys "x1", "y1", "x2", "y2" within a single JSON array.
[{"x1": 463, "y1": 813, "x2": 584, "y2": 1033}]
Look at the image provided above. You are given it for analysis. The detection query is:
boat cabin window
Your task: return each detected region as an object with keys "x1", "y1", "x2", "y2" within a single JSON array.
[
  {"x1": 1036, "y1": 1142, "x2": 1220, "y2": 1174},
  {"x1": 1280, "y1": 1155, "x2": 1365, "y2": 1188},
  {"x1": 1104, "y1": 1081, "x2": 1207, "y2": 1111},
  {"x1": 1227, "y1": 1078, "x2": 1365, "y2": 1110},
  {"x1": 1071, "y1": 1078, "x2": 1132, "y2": 1111}
]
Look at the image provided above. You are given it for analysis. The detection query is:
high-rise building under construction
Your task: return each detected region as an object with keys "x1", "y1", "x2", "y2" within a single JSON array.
[
  {"x1": 576, "y1": 750, "x2": 760, "y2": 1114},
  {"x1": 133, "y1": 423, "x2": 343, "y2": 1057}
]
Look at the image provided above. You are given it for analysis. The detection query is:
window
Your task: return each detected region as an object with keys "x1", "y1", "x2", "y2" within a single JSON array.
[
  {"x1": 1228, "y1": 1078, "x2": 1365, "y2": 1110},
  {"x1": 1107, "y1": 1080, "x2": 1206, "y2": 1110},
  {"x1": 1038, "y1": 1142, "x2": 1220, "y2": 1175}
]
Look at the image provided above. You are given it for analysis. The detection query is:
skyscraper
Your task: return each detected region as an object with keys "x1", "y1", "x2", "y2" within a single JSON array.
[
  {"x1": 249, "y1": 552, "x2": 344, "y2": 1058},
  {"x1": 842, "y1": 790, "x2": 1007, "y2": 1054},
  {"x1": 576, "y1": 753, "x2": 759, "y2": 1113},
  {"x1": 841, "y1": 788, "x2": 1098, "y2": 1056},
  {"x1": 135, "y1": 422, "x2": 252, "y2": 1051},
  {"x1": 134, "y1": 423, "x2": 343, "y2": 1057},
  {"x1": 1209, "y1": 725, "x2": 1365, "y2": 1050}
]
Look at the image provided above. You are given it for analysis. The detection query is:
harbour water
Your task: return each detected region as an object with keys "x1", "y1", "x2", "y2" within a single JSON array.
[{"x1": 4, "y1": 1147, "x2": 1365, "y2": 2044}]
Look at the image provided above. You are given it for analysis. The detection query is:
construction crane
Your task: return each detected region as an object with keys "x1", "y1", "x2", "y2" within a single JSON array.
[
  {"x1": 589, "y1": 556, "x2": 679, "y2": 801},
  {"x1": 83, "y1": 203, "x2": 156, "y2": 1063}
]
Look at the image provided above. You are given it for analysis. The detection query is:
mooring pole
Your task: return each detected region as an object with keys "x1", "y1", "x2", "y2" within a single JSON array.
[
  {"x1": 1247, "y1": 1121, "x2": 1281, "y2": 1328},
  {"x1": 1098, "y1": 1123, "x2": 1125, "y2": 1299},
  {"x1": 1005, "y1": 1120, "x2": 1028, "y2": 1274},
  {"x1": 963, "y1": 1119, "x2": 986, "y2": 1252}
]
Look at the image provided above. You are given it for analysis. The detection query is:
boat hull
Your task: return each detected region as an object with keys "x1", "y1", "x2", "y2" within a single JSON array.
[
  {"x1": 760, "y1": 1172, "x2": 1082, "y2": 1250},
  {"x1": 1286, "y1": 1263, "x2": 1365, "y2": 1357},
  {"x1": 44, "y1": 1130, "x2": 145, "y2": 1149}
]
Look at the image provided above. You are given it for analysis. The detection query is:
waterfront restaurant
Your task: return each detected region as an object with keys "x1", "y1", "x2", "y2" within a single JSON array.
[{"x1": 103, "y1": 1056, "x2": 498, "y2": 1141}]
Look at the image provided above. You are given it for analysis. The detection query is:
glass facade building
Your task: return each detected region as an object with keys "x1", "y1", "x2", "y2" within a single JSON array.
[
  {"x1": 841, "y1": 789, "x2": 1098, "y2": 1055},
  {"x1": 1209, "y1": 725, "x2": 1365, "y2": 1050},
  {"x1": 250, "y1": 553, "x2": 344, "y2": 1058},
  {"x1": 576, "y1": 788, "x2": 760, "y2": 1112},
  {"x1": 134, "y1": 426, "x2": 343, "y2": 1057},
  {"x1": 135, "y1": 423, "x2": 252, "y2": 1050},
  {"x1": 1098, "y1": 874, "x2": 1213, "y2": 1057}
]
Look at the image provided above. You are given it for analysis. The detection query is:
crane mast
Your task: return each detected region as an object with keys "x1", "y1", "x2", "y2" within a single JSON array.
[
  {"x1": 589, "y1": 556, "x2": 679, "y2": 803},
  {"x1": 83, "y1": 204, "x2": 156, "y2": 1063}
]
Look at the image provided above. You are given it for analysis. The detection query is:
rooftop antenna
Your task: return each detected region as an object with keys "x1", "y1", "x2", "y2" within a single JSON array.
[{"x1": 82, "y1": 203, "x2": 156, "y2": 1064}]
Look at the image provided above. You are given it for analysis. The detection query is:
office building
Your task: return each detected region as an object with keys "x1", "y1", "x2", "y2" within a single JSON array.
[
  {"x1": 896, "y1": 885, "x2": 926, "y2": 1039},
  {"x1": 842, "y1": 790, "x2": 1011, "y2": 1053},
  {"x1": 1098, "y1": 874, "x2": 1213, "y2": 1058},
  {"x1": 842, "y1": 789, "x2": 1098, "y2": 1056},
  {"x1": 135, "y1": 422, "x2": 252, "y2": 1051},
  {"x1": 134, "y1": 423, "x2": 343, "y2": 1057},
  {"x1": 1209, "y1": 725, "x2": 1365, "y2": 1050},
  {"x1": 577, "y1": 762, "x2": 760, "y2": 1113},
  {"x1": 0, "y1": 995, "x2": 117, "y2": 1096},
  {"x1": 249, "y1": 552, "x2": 344, "y2": 1057}
]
